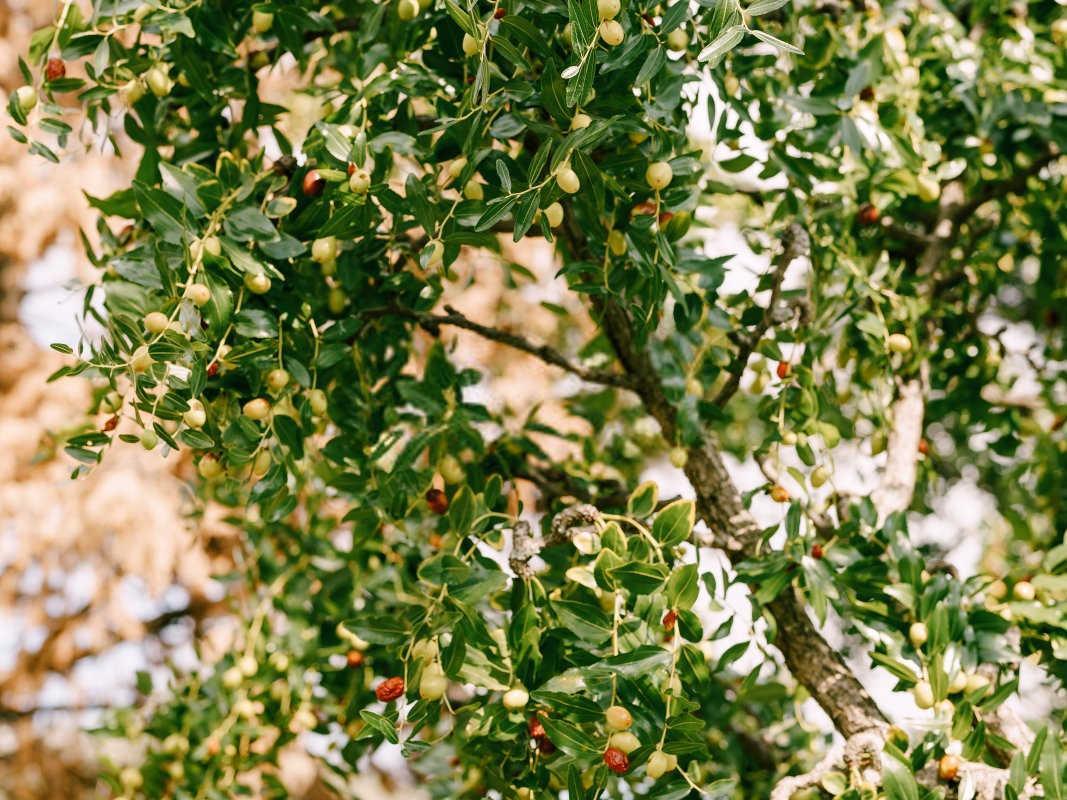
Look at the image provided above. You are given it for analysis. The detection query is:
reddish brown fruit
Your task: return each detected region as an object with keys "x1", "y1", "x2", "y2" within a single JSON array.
[
  {"x1": 857, "y1": 204, "x2": 880, "y2": 225},
  {"x1": 918, "y1": 438, "x2": 929, "y2": 455},
  {"x1": 45, "y1": 58, "x2": 66, "y2": 81},
  {"x1": 538, "y1": 737, "x2": 556, "y2": 754},
  {"x1": 528, "y1": 714, "x2": 546, "y2": 739},
  {"x1": 776, "y1": 361, "x2": 790, "y2": 379},
  {"x1": 347, "y1": 163, "x2": 356, "y2": 176},
  {"x1": 494, "y1": 7, "x2": 506, "y2": 18},
  {"x1": 811, "y1": 543, "x2": 824, "y2": 559},
  {"x1": 428, "y1": 532, "x2": 444, "y2": 549},
  {"x1": 346, "y1": 650, "x2": 364, "y2": 669},
  {"x1": 938, "y1": 754, "x2": 961, "y2": 782},
  {"x1": 770, "y1": 485, "x2": 790, "y2": 503},
  {"x1": 426, "y1": 488, "x2": 449, "y2": 514},
  {"x1": 603, "y1": 747, "x2": 629, "y2": 774},
  {"x1": 662, "y1": 609, "x2": 678, "y2": 632},
  {"x1": 375, "y1": 676, "x2": 405, "y2": 702},
  {"x1": 632, "y1": 200, "x2": 657, "y2": 217},
  {"x1": 103, "y1": 415, "x2": 120, "y2": 432},
  {"x1": 302, "y1": 169, "x2": 325, "y2": 197},
  {"x1": 859, "y1": 86, "x2": 875, "y2": 101},
  {"x1": 207, "y1": 361, "x2": 219, "y2": 377},
  {"x1": 658, "y1": 211, "x2": 674, "y2": 226}
]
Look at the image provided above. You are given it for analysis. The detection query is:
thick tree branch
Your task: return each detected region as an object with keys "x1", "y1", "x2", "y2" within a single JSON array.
[
  {"x1": 713, "y1": 225, "x2": 810, "y2": 406},
  {"x1": 871, "y1": 372, "x2": 928, "y2": 522}
]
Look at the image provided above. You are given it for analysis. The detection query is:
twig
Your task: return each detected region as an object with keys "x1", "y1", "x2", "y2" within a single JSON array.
[{"x1": 713, "y1": 224, "x2": 810, "y2": 407}]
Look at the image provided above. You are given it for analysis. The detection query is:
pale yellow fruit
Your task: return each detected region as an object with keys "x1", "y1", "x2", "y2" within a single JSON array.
[
  {"x1": 222, "y1": 666, "x2": 243, "y2": 689},
  {"x1": 599, "y1": 19, "x2": 624, "y2": 46},
  {"x1": 411, "y1": 638, "x2": 439, "y2": 661},
  {"x1": 669, "y1": 447, "x2": 688, "y2": 469},
  {"x1": 198, "y1": 455, "x2": 223, "y2": 479},
  {"x1": 964, "y1": 673, "x2": 990, "y2": 694},
  {"x1": 463, "y1": 180, "x2": 484, "y2": 200},
  {"x1": 913, "y1": 680, "x2": 934, "y2": 709},
  {"x1": 266, "y1": 368, "x2": 290, "y2": 391},
  {"x1": 139, "y1": 429, "x2": 158, "y2": 450},
  {"x1": 252, "y1": 10, "x2": 274, "y2": 33},
  {"x1": 243, "y1": 398, "x2": 271, "y2": 421},
  {"x1": 185, "y1": 283, "x2": 212, "y2": 307},
  {"x1": 887, "y1": 333, "x2": 912, "y2": 353},
  {"x1": 183, "y1": 400, "x2": 206, "y2": 429},
  {"x1": 608, "y1": 731, "x2": 640, "y2": 754},
  {"x1": 311, "y1": 236, "x2": 338, "y2": 264},
  {"x1": 425, "y1": 239, "x2": 445, "y2": 270},
  {"x1": 420, "y1": 670, "x2": 448, "y2": 700},
  {"x1": 397, "y1": 0, "x2": 420, "y2": 20},
  {"x1": 556, "y1": 166, "x2": 581, "y2": 194},
  {"x1": 917, "y1": 172, "x2": 940, "y2": 202},
  {"x1": 307, "y1": 388, "x2": 328, "y2": 416},
  {"x1": 544, "y1": 202, "x2": 564, "y2": 228},
  {"x1": 145, "y1": 65, "x2": 172, "y2": 97},
  {"x1": 130, "y1": 345, "x2": 154, "y2": 373},
  {"x1": 462, "y1": 33, "x2": 480, "y2": 56},
  {"x1": 667, "y1": 28, "x2": 688, "y2": 52},
  {"x1": 810, "y1": 465, "x2": 831, "y2": 488},
  {"x1": 502, "y1": 686, "x2": 529, "y2": 711},
  {"x1": 646, "y1": 161, "x2": 673, "y2": 190},
  {"x1": 245, "y1": 272, "x2": 271, "y2": 294},
  {"x1": 349, "y1": 169, "x2": 371, "y2": 194},
  {"x1": 439, "y1": 454, "x2": 465, "y2": 484},
  {"x1": 605, "y1": 705, "x2": 632, "y2": 731},
  {"x1": 144, "y1": 311, "x2": 169, "y2": 334},
  {"x1": 647, "y1": 750, "x2": 677, "y2": 779},
  {"x1": 1012, "y1": 581, "x2": 1035, "y2": 601},
  {"x1": 120, "y1": 767, "x2": 143, "y2": 789},
  {"x1": 120, "y1": 78, "x2": 145, "y2": 105},
  {"x1": 908, "y1": 621, "x2": 928, "y2": 648},
  {"x1": 607, "y1": 229, "x2": 627, "y2": 255},
  {"x1": 597, "y1": 0, "x2": 620, "y2": 20},
  {"x1": 14, "y1": 85, "x2": 37, "y2": 112},
  {"x1": 328, "y1": 287, "x2": 347, "y2": 314},
  {"x1": 238, "y1": 655, "x2": 258, "y2": 676}
]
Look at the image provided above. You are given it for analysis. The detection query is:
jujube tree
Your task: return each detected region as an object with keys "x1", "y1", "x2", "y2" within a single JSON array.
[{"x1": 9, "y1": 0, "x2": 1066, "y2": 798}]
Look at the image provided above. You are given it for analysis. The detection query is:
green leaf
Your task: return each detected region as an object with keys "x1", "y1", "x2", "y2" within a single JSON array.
[
  {"x1": 882, "y1": 752, "x2": 920, "y2": 800},
  {"x1": 628, "y1": 481, "x2": 659, "y2": 517},
  {"x1": 697, "y1": 24, "x2": 745, "y2": 65},
  {"x1": 652, "y1": 499, "x2": 695, "y2": 547},
  {"x1": 665, "y1": 563, "x2": 700, "y2": 609}
]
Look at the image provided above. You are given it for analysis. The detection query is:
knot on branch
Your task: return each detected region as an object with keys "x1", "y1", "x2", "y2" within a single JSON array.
[
  {"x1": 548, "y1": 504, "x2": 602, "y2": 546},
  {"x1": 781, "y1": 222, "x2": 811, "y2": 261},
  {"x1": 508, "y1": 521, "x2": 539, "y2": 579}
]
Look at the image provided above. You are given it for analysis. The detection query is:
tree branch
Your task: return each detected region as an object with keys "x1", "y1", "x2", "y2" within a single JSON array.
[
  {"x1": 362, "y1": 305, "x2": 635, "y2": 389},
  {"x1": 713, "y1": 224, "x2": 810, "y2": 406}
]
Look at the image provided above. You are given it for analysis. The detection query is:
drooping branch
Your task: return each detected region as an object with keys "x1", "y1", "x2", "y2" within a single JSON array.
[{"x1": 362, "y1": 305, "x2": 635, "y2": 389}]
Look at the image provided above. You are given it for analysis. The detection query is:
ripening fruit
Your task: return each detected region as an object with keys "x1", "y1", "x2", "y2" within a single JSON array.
[
  {"x1": 376, "y1": 676, "x2": 406, "y2": 702},
  {"x1": 139, "y1": 429, "x2": 158, "y2": 450},
  {"x1": 645, "y1": 161, "x2": 673, "y2": 190},
  {"x1": 145, "y1": 65, "x2": 172, "y2": 97},
  {"x1": 776, "y1": 361, "x2": 790, "y2": 379},
  {"x1": 120, "y1": 767, "x2": 143, "y2": 789},
  {"x1": 947, "y1": 671, "x2": 968, "y2": 694},
  {"x1": 908, "y1": 621, "x2": 928, "y2": 648},
  {"x1": 781, "y1": 430, "x2": 798, "y2": 446},
  {"x1": 917, "y1": 173, "x2": 941, "y2": 203},
  {"x1": 243, "y1": 398, "x2": 271, "y2": 421},
  {"x1": 311, "y1": 236, "x2": 338, "y2": 264},
  {"x1": 463, "y1": 180, "x2": 484, "y2": 200},
  {"x1": 328, "y1": 287, "x2": 347, "y2": 314},
  {"x1": 185, "y1": 283, "x2": 212, "y2": 307},
  {"x1": 810, "y1": 543, "x2": 824, "y2": 559},
  {"x1": 439, "y1": 454, "x2": 465, "y2": 485},
  {"x1": 447, "y1": 157, "x2": 467, "y2": 179},
  {"x1": 964, "y1": 673, "x2": 989, "y2": 694},
  {"x1": 544, "y1": 202, "x2": 564, "y2": 228},
  {"x1": 556, "y1": 166, "x2": 581, "y2": 194},
  {"x1": 808, "y1": 465, "x2": 829, "y2": 488},
  {"x1": 938, "y1": 754, "x2": 961, "y2": 782},
  {"x1": 503, "y1": 686, "x2": 530, "y2": 711},
  {"x1": 935, "y1": 699, "x2": 954, "y2": 717},
  {"x1": 1012, "y1": 580, "x2": 1035, "y2": 601},
  {"x1": 397, "y1": 0, "x2": 420, "y2": 20},
  {"x1": 244, "y1": 272, "x2": 271, "y2": 294},
  {"x1": 14, "y1": 85, "x2": 37, "y2": 112},
  {"x1": 266, "y1": 368, "x2": 289, "y2": 391},
  {"x1": 462, "y1": 33, "x2": 480, "y2": 56},
  {"x1": 144, "y1": 311, "x2": 169, "y2": 334},
  {"x1": 888, "y1": 333, "x2": 912, "y2": 353},
  {"x1": 45, "y1": 58, "x2": 66, "y2": 81},
  {"x1": 238, "y1": 654, "x2": 258, "y2": 676},
  {"x1": 607, "y1": 229, "x2": 626, "y2": 255},
  {"x1": 913, "y1": 680, "x2": 934, "y2": 709},
  {"x1": 303, "y1": 169, "x2": 325, "y2": 197},
  {"x1": 426, "y1": 488, "x2": 449, "y2": 514},
  {"x1": 411, "y1": 638, "x2": 439, "y2": 662},
  {"x1": 183, "y1": 399, "x2": 206, "y2": 429},
  {"x1": 571, "y1": 112, "x2": 592, "y2": 131},
  {"x1": 198, "y1": 454, "x2": 223, "y2": 479},
  {"x1": 669, "y1": 447, "x2": 688, "y2": 469},
  {"x1": 770, "y1": 484, "x2": 790, "y2": 503},
  {"x1": 349, "y1": 169, "x2": 371, "y2": 194},
  {"x1": 420, "y1": 667, "x2": 448, "y2": 701},
  {"x1": 857, "y1": 203, "x2": 880, "y2": 225},
  {"x1": 597, "y1": 0, "x2": 620, "y2": 19},
  {"x1": 130, "y1": 345, "x2": 154, "y2": 373},
  {"x1": 647, "y1": 750, "x2": 678, "y2": 779},
  {"x1": 667, "y1": 28, "x2": 688, "y2": 52},
  {"x1": 251, "y1": 10, "x2": 274, "y2": 33},
  {"x1": 605, "y1": 705, "x2": 632, "y2": 731},
  {"x1": 603, "y1": 747, "x2": 629, "y2": 774},
  {"x1": 307, "y1": 388, "x2": 328, "y2": 416},
  {"x1": 599, "y1": 19, "x2": 625, "y2": 46}
]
